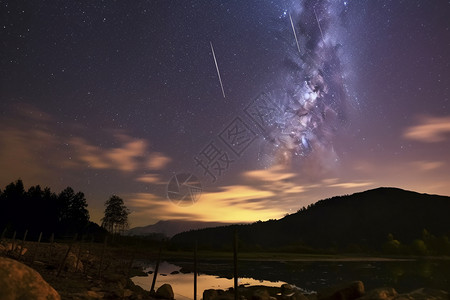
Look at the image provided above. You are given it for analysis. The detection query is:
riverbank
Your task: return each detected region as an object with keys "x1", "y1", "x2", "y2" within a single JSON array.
[{"x1": 1, "y1": 239, "x2": 449, "y2": 299}]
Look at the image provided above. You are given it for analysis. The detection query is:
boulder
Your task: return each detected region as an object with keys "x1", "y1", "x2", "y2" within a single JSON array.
[
  {"x1": 0, "y1": 256, "x2": 61, "y2": 300},
  {"x1": 318, "y1": 281, "x2": 364, "y2": 300},
  {"x1": 357, "y1": 288, "x2": 397, "y2": 300},
  {"x1": 65, "y1": 250, "x2": 83, "y2": 272},
  {"x1": 156, "y1": 283, "x2": 175, "y2": 299},
  {"x1": 281, "y1": 284, "x2": 295, "y2": 295},
  {"x1": 402, "y1": 288, "x2": 449, "y2": 300},
  {"x1": 279, "y1": 284, "x2": 309, "y2": 300},
  {"x1": 204, "y1": 289, "x2": 220, "y2": 300},
  {"x1": 252, "y1": 288, "x2": 271, "y2": 300}
]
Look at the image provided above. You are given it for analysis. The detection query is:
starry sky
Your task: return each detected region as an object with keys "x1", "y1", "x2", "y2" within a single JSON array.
[{"x1": 1, "y1": 0, "x2": 449, "y2": 227}]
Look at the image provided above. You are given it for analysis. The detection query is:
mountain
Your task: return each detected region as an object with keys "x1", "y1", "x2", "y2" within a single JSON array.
[
  {"x1": 125, "y1": 220, "x2": 233, "y2": 238},
  {"x1": 170, "y1": 187, "x2": 450, "y2": 253}
]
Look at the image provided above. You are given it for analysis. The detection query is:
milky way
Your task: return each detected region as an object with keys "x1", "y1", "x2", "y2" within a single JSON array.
[{"x1": 258, "y1": 1, "x2": 350, "y2": 173}]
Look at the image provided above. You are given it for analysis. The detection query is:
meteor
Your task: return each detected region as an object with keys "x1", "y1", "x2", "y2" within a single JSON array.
[
  {"x1": 210, "y1": 41, "x2": 226, "y2": 99},
  {"x1": 289, "y1": 13, "x2": 301, "y2": 55},
  {"x1": 314, "y1": 8, "x2": 325, "y2": 44}
]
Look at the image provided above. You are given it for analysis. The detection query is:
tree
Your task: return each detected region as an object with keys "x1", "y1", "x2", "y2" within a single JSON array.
[
  {"x1": 58, "y1": 187, "x2": 90, "y2": 234},
  {"x1": 101, "y1": 195, "x2": 130, "y2": 235}
]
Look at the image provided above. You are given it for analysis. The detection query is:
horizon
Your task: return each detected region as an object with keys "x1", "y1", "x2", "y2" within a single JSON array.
[{"x1": 1, "y1": 1, "x2": 449, "y2": 228}]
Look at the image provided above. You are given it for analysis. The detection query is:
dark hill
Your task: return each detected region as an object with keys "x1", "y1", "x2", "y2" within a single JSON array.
[
  {"x1": 170, "y1": 187, "x2": 450, "y2": 253},
  {"x1": 125, "y1": 220, "x2": 232, "y2": 238}
]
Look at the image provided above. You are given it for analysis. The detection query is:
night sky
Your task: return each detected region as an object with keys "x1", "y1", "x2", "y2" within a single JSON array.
[{"x1": 1, "y1": 1, "x2": 449, "y2": 227}]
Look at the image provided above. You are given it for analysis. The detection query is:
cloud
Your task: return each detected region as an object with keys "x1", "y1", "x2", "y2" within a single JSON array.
[
  {"x1": 411, "y1": 160, "x2": 444, "y2": 171},
  {"x1": 243, "y1": 164, "x2": 305, "y2": 194},
  {"x1": 0, "y1": 104, "x2": 172, "y2": 191},
  {"x1": 135, "y1": 174, "x2": 163, "y2": 184},
  {"x1": 328, "y1": 182, "x2": 374, "y2": 189},
  {"x1": 403, "y1": 116, "x2": 450, "y2": 142},
  {"x1": 126, "y1": 185, "x2": 286, "y2": 225},
  {"x1": 70, "y1": 136, "x2": 149, "y2": 172},
  {"x1": 127, "y1": 165, "x2": 308, "y2": 226},
  {"x1": 147, "y1": 152, "x2": 172, "y2": 170},
  {"x1": 69, "y1": 134, "x2": 172, "y2": 176}
]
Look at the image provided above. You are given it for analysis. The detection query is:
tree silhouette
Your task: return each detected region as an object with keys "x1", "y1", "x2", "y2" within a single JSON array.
[
  {"x1": 57, "y1": 187, "x2": 90, "y2": 234},
  {"x1": 101, "y1": 195, "x2": 130, "y2": 235}
]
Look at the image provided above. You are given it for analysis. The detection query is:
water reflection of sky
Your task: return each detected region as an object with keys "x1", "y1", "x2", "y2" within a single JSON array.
[{"x1": 131, "y1": 261, "x2": 287, "y2": 300}]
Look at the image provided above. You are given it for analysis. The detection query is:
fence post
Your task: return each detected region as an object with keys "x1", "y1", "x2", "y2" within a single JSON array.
[
  {"x1": 194, "y1": 240, "x2": 198, "y2": 300},
  {"x1": 30, "y1": 231, "x2": 43, "y2": 265},
  {"x1": 233, "y1": 230, "x2": 238, "y2": 300},
  {"x1": 150, "y1": 245, "x2": 162, "y2": 293},
  {"x1": 75, "y1": 236, "x2": 83, "y2": 272},
  {"x1": 0, "y1": 227, "x2": 6, "y2": 241},
  {"x1": 57, "y1": 233, "x2": 78, "y2": 276},
  {"x1": 18, "y1": 229, "x2": 28, "y2": 258},
  {"x1": 97, "y1": 235, "x2": 108, "y2": 278},
  {"x1": 49, "y1": 232, "x2": 55, "y2": 259},
  {"x1": 11, "y1": 230, "x2": 16, "y2": 251}
]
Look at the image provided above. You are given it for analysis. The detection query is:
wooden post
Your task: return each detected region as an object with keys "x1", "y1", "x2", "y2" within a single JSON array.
[
  {"x1": 30, "y1": 232, "x2": 43, "y2": 265},
  {"x1": 233, "y1": 230, "x2": 238, "y2": 300},
  {"x1": 194, "y1": 241, "x2": 198, "y2": 300},
  {"x1": 57, "y1": 233, "x2": 78, "y2": 276},
  {"x1": 19, "y1": 229, "x2": 28, "y2": 257},
  {"x1": 84, "y1": 236, "x2": 94, "y2": 274},
  {"x1": 97, "y1": 235, "x2": 108, "y2": 278},
  {"x1": 0, "y1": 227, "x2": 6, "y2": 241},
  {"x1": 75, "y1": 239, "x2": 83, "y2": 272},
  {"x1": 49, "y1": 232, "x2": 55, "y2": 259},
  {"x1": 11, "y1": 230, "x2": 16, "y2": 251},
  {"x1": 150, "y1": 245, "x2": 162, "y2": 293}
]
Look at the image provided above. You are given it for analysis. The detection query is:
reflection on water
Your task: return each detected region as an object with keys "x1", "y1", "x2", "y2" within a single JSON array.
[
  {"x1": 132, "y1": 259, "x2": 450, "y2": 298},
  {"x1": 132, "y1": 261, "x2": 287, "y2": 300}
]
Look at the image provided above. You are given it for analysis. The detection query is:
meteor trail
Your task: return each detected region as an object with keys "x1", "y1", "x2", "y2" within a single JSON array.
[
  {"x1": 210, "y1": 41, "x2": 226, "y2": 98},
  {"x1": 289, "y1": 13, "x2": 301, "y2": 55},
  {"x1": 314, "y1": 8, "x2": 325, "y2": 44}
]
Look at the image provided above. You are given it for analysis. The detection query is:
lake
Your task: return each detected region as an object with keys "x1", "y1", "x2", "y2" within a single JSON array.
[{"x1": 131, "y1": 258, "x2": 450, "y2": 299}]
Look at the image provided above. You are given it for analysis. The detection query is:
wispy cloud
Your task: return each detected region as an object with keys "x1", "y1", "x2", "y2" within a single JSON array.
[
  {"x1": 0, "y1": 104, "x2": 172, "y2": 189},
  {"x1": 147, "y1": 152, "x2": 172, "y2": 170},
  {"x1": 127, "y1": 184, "x2": 286, "y2": 225},
  {"x1": 411, "y1": 160, "x2": 444, "y2": 171},
  {"x1": 327, "y1": 182, "x2": 374, "y2": 189},
  {"x1": 403, "y1": 115, "x2": 450, "y2": 142}
]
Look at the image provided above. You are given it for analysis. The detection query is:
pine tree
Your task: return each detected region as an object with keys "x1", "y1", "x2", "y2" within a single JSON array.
[{"x1": 101, "y1": 195, "x2": 130, "y2": 235}]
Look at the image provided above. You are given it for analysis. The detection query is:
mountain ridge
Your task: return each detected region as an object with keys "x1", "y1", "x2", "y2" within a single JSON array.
[
  {"x1": 125, "y1": 219, "x2": 234, "y2": 238},
  {"x1": 170, "y1": 187, "x2": 450, "y2": 253}
]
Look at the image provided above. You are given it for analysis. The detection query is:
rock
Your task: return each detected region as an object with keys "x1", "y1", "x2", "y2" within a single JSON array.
[
  {"x1": 85, "y1": 290, "x2": 105, "y2": 299},
  {"x1": 402, "y1": 288, "x2": 449, "y2": 300},
  {"x1": 171, "y1": 270, "x2": 180, "y2": 274},
  {"x1": 65, "y1": 251, "x2": 83, "y2": 272},
  {"x1": 179, "y1": 267, "x2": 191, "y2": 274},
  {"x1": 204, "y1": 289, "x2": 219, "y2": 300},
  {"x1": 123, "y1": 288, "x2": 134, "y2": 297},
  {"x1": 0, "y1": 256, "x2": 61, "y2": 300},
  {"x1": 318, "y1": 281, "x2": 364, "y2": 300},
  {"x1": 203, "y1": 289, "x2": 235, "y2": 300},
  {"x1": 103, "y1": 273, "x2": 127, "y2": 288},
  {"x1": 252, "y1": 288, "x2": 271, "y2": 300},
  {"x1": 156, "y1": 283, "x2": 175, "y2": 299},
  {"x1": 357, "y1": 288, "x2": 397, "y2": 300},
  {"x1": 281, "y1": 284, "x2": 295, "y2": 295}
]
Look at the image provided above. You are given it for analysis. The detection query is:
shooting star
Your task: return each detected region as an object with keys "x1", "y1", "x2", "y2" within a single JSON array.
[
  {"x1": 210, "y1": 41, "x2": 226, "y2": 98},
  {"x1": 313, "y1": 8, "x2": 325, "y2": 44},
  {"x1": 289, "y1": 13, "x2": 301, "y2": 55}
]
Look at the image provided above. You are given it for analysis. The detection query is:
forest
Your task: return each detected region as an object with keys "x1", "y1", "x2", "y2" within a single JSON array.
[{"x1": 0, "y1": 179, "x2": 106, "y2": 241}]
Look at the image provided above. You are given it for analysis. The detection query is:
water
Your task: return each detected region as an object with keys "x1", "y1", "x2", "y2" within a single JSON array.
[
  {"x1": 131, "y1": 261, "x2": 288, "y2": 300},
  {"x1": 131, "y1": 258, "x2": 450, "y2": 299}
]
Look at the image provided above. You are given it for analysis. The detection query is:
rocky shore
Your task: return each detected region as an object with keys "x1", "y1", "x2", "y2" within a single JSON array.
[
  {"x1": 1, "y1": 240, "x2": 449, "y2": 300},
  {"x1": 202, "y1": 281, "x2": 449, "y2": 300}
]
